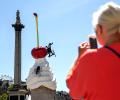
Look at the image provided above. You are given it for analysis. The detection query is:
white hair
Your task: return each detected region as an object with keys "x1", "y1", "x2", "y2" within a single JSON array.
[{"x1": 92, "y1": 2, "x2": 120, "y2": 35}]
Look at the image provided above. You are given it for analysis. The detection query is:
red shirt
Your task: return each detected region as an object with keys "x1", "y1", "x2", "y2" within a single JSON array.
[{"x1": 66, "y1": 43, "x2": 120, "y2": 100}]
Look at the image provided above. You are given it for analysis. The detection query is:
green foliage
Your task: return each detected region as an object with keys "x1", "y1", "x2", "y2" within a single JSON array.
[
  {"x1": 8, "y1": 84, "x2": 14, "y2": 91},
  {"x1": 0, "y1": 93, "x2": 8, "y2": 100}
]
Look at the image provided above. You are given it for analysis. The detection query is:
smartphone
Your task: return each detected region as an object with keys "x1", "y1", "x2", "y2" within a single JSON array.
[{"x1": 89, "y1": 37, "x2": 98, "y2": 49}]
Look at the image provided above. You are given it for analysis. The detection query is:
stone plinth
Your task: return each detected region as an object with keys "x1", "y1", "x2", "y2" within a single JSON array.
[
  {"x1": 31, "y1": 86, "x2": 56, "y2": 100},
  {"x1": 9, "y1": 90, "x2": 27, "y2": 100}
]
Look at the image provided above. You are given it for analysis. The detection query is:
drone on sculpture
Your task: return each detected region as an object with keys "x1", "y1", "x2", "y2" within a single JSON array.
[{"x1": 31, "y1": 13, "x2": 56, "y2": 59}]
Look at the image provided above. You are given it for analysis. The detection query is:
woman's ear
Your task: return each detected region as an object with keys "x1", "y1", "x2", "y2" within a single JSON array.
[
  {"x1": 96, "y1": 24, "x2": 103, "y2": 35},
  {"x1": 96, "y1": 24, "x2": 106, "y2": 45}
]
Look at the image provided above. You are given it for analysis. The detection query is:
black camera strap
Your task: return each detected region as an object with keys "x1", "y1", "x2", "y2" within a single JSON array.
[{"x1": 104, "y1": 45, "x2": 120, "y2": 58}]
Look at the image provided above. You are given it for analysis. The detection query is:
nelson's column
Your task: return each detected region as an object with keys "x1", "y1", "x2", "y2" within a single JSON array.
[{"x1": 12, "y1": 10, "x2": 24, "y2": 85}]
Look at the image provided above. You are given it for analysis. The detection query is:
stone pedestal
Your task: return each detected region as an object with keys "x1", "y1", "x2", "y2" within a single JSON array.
[
  {"x1": 9, "y1": 90, "x2": 27, "y2": 100},
  {"x1": 31, "y1": 86, "x2": 56, "y2": 100}
]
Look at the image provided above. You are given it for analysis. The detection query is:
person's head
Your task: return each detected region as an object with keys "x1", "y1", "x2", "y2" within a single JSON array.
[{"x1": 92, "y1": 2, "x2": 120, "y2": 46}]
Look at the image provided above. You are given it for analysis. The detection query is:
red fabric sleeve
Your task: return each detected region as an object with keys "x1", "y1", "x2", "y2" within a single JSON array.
[{"x1": 66, "y1": 56, "x2": 88, "y2": 99}]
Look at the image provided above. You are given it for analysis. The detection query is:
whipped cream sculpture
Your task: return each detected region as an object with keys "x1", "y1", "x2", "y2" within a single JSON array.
[{"x1": 26, "y1": 13, "x2": 56, "y2": 90}]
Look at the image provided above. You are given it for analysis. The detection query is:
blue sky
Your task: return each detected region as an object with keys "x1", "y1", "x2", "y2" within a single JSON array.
[{"x1": 0, "y1": 0, "x2": 119, "y2": 91}]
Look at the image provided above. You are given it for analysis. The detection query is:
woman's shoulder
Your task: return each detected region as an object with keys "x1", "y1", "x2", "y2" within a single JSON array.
[
  {"x1": 80, "y1": 49, "x2": 98, "y2": 57},
  {"x1": 79, "y1": 47, "x2": 106, "y2": 60}
]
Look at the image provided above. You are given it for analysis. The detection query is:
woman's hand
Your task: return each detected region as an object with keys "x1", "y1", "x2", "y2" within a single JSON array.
[{"x1": 79, "y1": 42, "x2": 90, "y2": 57}]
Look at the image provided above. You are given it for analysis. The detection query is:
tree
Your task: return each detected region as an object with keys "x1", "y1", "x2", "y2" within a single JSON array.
[{"x1": 0, "y1": 93, "x2": 8, "y2": 100}]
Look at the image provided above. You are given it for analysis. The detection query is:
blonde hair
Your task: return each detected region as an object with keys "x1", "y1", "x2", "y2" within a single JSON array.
[{"x1": 92, "y1": 2, "x2": 120, "y2": 35}]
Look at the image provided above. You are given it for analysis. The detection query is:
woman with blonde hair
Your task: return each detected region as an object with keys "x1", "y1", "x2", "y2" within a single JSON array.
[{"x1": 66, "y1": 2, "x2": 120, "y2": 100}]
